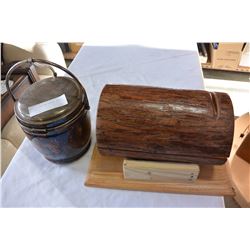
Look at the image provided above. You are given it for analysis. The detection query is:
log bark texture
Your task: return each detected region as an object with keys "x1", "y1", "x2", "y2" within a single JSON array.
[{"x1": 96, "y1": 84, "x2": 234, "y2": 165}]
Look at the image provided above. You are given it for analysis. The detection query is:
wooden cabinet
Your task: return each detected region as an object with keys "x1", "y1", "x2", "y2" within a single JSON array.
[{"x1": 59, "y1": 43, "x2": 84, "y2": 60}]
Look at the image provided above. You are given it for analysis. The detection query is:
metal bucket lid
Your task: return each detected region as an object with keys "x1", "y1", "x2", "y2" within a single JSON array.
[{"x1": 15, "y1": 76, "x2": 87, "y2": 129}]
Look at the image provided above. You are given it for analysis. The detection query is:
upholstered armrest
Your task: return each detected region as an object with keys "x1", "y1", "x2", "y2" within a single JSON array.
[
  {"x1": 2, "y1": 43, "x2": 66, "y2": 76},
  {"x1": 1, "y1": 138, "x2": 17, "y2": 176}
]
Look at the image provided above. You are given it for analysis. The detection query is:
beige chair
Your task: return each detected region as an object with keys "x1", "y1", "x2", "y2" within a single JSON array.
[
  {"x1": 1, "y1": 42, "x2": 66, "y2": 176},
  {"x1": 2, "y1": 42, "x2": 66, "y2": 78}
]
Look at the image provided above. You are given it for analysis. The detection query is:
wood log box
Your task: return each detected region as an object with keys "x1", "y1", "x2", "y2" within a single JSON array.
[{"x1": 96, "y1": 84, "x2": 234, "y2": 165}]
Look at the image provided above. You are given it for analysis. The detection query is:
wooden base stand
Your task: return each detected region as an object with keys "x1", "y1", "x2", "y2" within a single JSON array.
[{"x1": 85, "y1": 146, "x2": 234, "y2": 196}]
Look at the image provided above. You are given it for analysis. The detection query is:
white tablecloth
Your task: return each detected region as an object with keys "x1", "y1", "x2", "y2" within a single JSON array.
[{"x1": 0, "y1": 45, "x2": 225, "y2": 207}]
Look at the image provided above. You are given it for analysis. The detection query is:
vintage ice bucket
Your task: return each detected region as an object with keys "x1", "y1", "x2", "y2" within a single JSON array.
[
  {"x1": 96, "y1": 84, "x2": 234, "y2": 165},
  {"x1": 5, "y1": 59, "x2": 91, "y2": 163}
]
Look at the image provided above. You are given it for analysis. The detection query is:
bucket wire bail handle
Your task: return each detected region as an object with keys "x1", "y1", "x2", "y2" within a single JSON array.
[{"x1": 5, "y1": 58, "x2": 90, "y2": 110}]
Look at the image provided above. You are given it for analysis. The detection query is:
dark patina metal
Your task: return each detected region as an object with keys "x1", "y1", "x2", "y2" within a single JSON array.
[{"x1": 5, "y1": 59, "x2": 91, "y2": 163}]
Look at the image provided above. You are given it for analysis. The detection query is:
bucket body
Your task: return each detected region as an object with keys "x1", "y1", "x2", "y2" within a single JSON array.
[
  {"x1": 5, "y1": 59, "x2": 91, "y2": 163},
  {"x1": 22, "y1": 108, "x2": 91, "y2": 163}
]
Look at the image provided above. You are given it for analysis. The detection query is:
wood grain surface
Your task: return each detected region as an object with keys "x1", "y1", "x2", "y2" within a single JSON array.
[
  {"x1": 96, "y1": 84, "x2": 234, "y2": 165},
  {"x1": 85, "y1": 146, "x2": 234, "y2": 196},
  {"x1": 123, "y1": 159, "x2": 200, "y2": 182}
]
